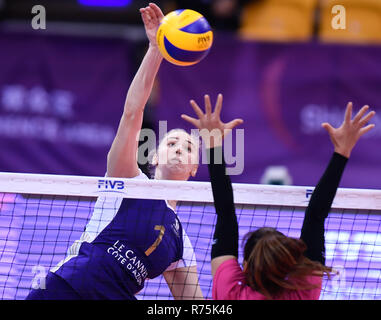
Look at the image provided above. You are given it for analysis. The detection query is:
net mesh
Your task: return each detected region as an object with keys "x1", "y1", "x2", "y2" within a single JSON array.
[{"x1": 0, "y1": 175, "x2": 381, "y2": 300}]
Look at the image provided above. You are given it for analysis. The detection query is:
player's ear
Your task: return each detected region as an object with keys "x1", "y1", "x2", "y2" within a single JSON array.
[{"x1": 242, "y1": 260, "x2": 247, "y2": 272}]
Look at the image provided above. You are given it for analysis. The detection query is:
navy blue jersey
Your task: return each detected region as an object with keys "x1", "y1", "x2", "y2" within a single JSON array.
[{"x1": 53, "y1": 197, "x2": 184, "y2": 299}]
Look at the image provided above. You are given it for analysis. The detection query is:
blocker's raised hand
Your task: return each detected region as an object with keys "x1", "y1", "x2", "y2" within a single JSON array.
[
  {"x1": 181, "y1": 94, "x2": 243, "y2": 148},
  {"x1": 322, "y1": 102, "x2": 376, "y2": 158}
]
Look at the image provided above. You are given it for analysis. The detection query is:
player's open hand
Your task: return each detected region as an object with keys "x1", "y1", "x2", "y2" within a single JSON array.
[
  {"x1": 181, "y1": 94, "x2": 243, "y2": 148},
  {"x1": 140, "y1": 3, "x2": 164, "y2": 47},
  {"x1": 322, "y1": 102, "x2": 376, "y2": 158}
]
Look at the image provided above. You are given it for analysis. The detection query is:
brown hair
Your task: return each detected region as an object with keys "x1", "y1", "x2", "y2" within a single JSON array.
[{"x1": 242, "y1": 227, "x2": 334, "y2": 299}]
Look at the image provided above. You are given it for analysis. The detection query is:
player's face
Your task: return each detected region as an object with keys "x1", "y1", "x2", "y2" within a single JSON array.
[{"x1": 157, "y1": 130, "x2": 199, "y2": 177}]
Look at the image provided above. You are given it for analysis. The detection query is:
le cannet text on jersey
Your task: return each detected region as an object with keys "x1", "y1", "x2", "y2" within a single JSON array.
[{"x1": 107, "y1": 240, "x2": 148, "y2": 285}]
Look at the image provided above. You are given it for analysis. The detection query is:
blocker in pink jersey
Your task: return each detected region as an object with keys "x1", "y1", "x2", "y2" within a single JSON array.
[{"x1": 213, "y1": 259, "x2": 322, "y2": 300}]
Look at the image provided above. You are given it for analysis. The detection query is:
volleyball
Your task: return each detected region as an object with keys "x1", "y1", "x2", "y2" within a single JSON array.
[{"x1": 156, "y1": 9, "x2": 213, "y2": 66}]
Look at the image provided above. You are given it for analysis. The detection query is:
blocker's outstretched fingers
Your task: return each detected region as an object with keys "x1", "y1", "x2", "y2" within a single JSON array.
[
  {"x1": 344, "y1": 102, "x2": 353, "y2": 124},
  {"x1": 225, "y1": 119, "x2": 244, "y2": 131},
  {"x1": 181, "y1": 114, "x2": 200, "y2": 128},
  {"x1": 204, "y1": 95, "x2": 212, "y2": 117},
  {"x1": 359, "y1": 124, "x2": 376, "y2": 137},
  {"x1": 322, "y1": 102, "x2": 376, "y2": 158},
  {"x1": 358, "y1": 110, "x2": 376, "y2": 127},
  {"x1": 189, "y1": 100, "x2": 205, "y2": 119},
  {"x1": 352, "y1": 105, "x2": 370, "y2": 124}
]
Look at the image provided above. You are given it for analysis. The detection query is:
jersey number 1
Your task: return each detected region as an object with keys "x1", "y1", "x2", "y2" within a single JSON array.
[{"x1": 145, "y1": 225, "x2": 166, "y2": 256}]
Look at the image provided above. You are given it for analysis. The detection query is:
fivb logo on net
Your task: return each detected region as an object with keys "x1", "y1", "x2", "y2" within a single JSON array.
[{"x1": 98, "y1": 179, "x2": 125, "y2": 194}]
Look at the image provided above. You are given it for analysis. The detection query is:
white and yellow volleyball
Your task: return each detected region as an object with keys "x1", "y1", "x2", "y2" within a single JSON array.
[{"x1": 156, "y1": 9, "x2": 213, "y2": 66}]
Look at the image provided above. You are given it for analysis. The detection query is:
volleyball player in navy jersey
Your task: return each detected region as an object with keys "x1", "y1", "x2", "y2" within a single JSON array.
[
  {"x1": 182, "y1": 97, "x2": 375, "y2": 300},
  {"x1": 26, "y1": 3, "x2": 203, "y2": 300}
]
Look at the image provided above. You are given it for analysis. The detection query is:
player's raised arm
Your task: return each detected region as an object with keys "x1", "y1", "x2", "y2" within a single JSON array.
[
  {"x1": 107, "y1": 3, "x2": 164, "y2": 178},
  {"x1": 300, "y1": 102, "x2": 376, "y2": 264}
]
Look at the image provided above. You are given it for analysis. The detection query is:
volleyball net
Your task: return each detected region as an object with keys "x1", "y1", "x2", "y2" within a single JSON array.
[{"x1": 0, "y1": 172, "x2": 380, "y2": 300}]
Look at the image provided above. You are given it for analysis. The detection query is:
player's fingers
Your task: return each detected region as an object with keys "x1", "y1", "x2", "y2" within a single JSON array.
[
  {"x1": 149, "y1": 2, "x2": 164, "y2": 20},
  {"x1": 359, "y1": 124, "x2": 375, "y2": 137},
  {"x1": 214, "y1": 93, "x2": 223, "y2": 118},
  {"x1": 353, "y1": 105, "x2": 370, "y2": 124},
  {"x1": 204, "y1": 95, "x2": 212, "y2": 116},
  {"x1": 143, "y1": 4, "x2": 156, "y2": 17},
  {"x1": 344, "y1": 102, "x2": 353, "y2": 124},
  {"x1": 189, "y1": 100, "x2": 204, "y2": 119},
  {"x1": 321, "y1": 122, "x2": 335, "y2": 135},
  {"x1": 181, "y1": 114, "x2": 200, "y2": 128},
  {"x1": 225, "y1": 118, "x2": 244, "y2": 131},
  {"x1": 139, "y1": 8, "x2": 146, "y2": 17},
  {"x1": 359, "y1": 110, "x2": 376, "y2": 128},
  {"x1": 140, "y1": 9, "x2": 151, "y2": 24}
]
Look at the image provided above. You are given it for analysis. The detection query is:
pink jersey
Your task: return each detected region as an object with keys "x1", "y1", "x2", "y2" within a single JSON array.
[{"x1": 212, "y1": 258, "x2": 322, "y2": 300}]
